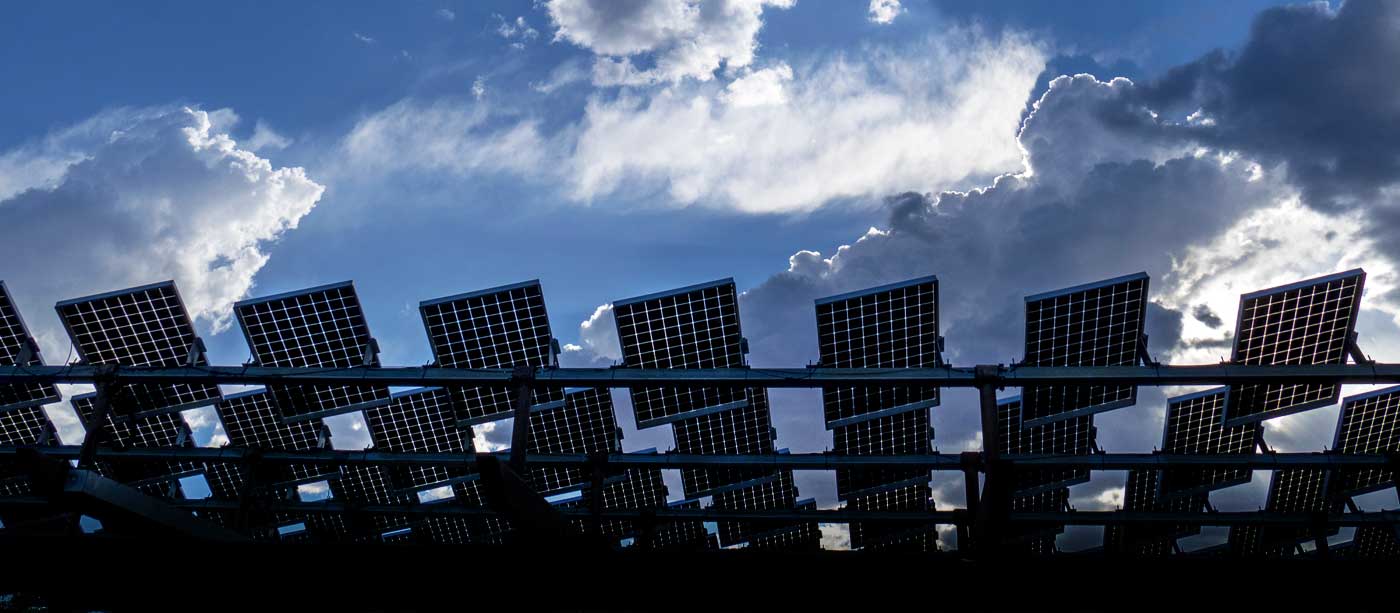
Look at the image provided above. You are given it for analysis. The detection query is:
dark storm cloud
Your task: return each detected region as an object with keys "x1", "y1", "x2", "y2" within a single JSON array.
[{"x1": 1192, "y1": 304, "x2": 1224, "y2": 329}]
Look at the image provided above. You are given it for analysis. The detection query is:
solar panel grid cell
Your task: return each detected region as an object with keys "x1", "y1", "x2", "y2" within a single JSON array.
[
  {"x1": 613, "y1": 280, "x2": 748, "y2": 426},
  {"x1": 56, "y1": 282, "x2": 219, "y2": 416},
  {"x1": 0, "y1": 282, "x2": 59, "y2": 411},
  {"x1": 1158, "y1": 389, "x2": 1257, "y2": 497},
  {"x1": 419, "y1": 281, "x2": 561, "y2": 425},
  {"x1": 235, "y1": 283, "x2": 388, "y2": 422},
  {"x1": 1022, "y1": 274, "x2": 1148, "y2": 425},
  {"x1": 815, "y1": 277, "x2": 940, "y2": 426},
  {"x1": 997, "y1": 397, "x2": 1091, "y2": 494},
  {"x1": 1225, "y1": 270, "x2": 1364, "y2": 426},
  {"x1": 364, "y1": 388, "x2": 473, "y2": 491},
  {"x1": 1333, "y1": 386, "x2": 1400, "y2": 495},
  {"x1": 0, "y1": 405, "x2": 50, "y2": 446}
]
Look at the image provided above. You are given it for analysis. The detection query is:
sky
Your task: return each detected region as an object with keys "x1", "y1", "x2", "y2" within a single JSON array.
[{"x1": 5, "y1": 0, "x2": 1400, "y2": 551}]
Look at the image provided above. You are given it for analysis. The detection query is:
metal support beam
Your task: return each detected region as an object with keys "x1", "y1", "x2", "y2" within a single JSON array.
[
  {"x1": 508, "y1": 365, "x2": 535, "y2": 475},
  {"x1": 77, "y1": 368, "x2": 117, "y2": 470},
  {"x1": 959, "y1": 451, "x2": 980, "y2": 553},
  {"x1": 587, "y1": 451, "x2": 608, "y2": 538},
  {"x1": 8, "y1": 362, "x2": 1400, "y2": 389},
  {"x1": 974, "y1": 366, "x2": 1004, "y2": 557}
]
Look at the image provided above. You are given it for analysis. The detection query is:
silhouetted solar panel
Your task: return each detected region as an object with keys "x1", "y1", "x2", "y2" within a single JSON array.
[
  {"x1": 1223, "y1": 270, "x2": 1365, "y2": 426},
  {"x1": 1333, "y1": 386, "x2": 1400, "y2": 495},
  {"x1": 848, "y1": 483, "x2": 934, "y2": 550},
  {"x1": 1229, "y1": 468, "x2": 1339, "y2": 556},
  {"x1": 997, "y1": 395, "x2": 1092, "y2": 494},
  {"x1": 215, "y1": 389, "x2": 334, "y2": 484},
  {"x1": 671, "y1": 392, "x2": 775, "y2": 497},
  {"x1": 419, "y1": 280, "x2": 562, "y2": 426},
  {"x1": 529, "y1": 387, "x2": 620, "y2": 494},
  {"x1": 364, "y1": 387, "x2": 474, "y2": 491},
  {"x1": 1104, "y1": 469, "x2": 1205, "y2": 556},
  {"x1": 743, "y1": 499, "x2": 821, "y2": 551},
  {"x1": 0, "y1": 282, "x2": 59, "y2": 412},
  {"x1": 1021, "y1": 273, "x2": 1149, "y2": 426},
  {"x1": 815, "y1": 276, "x2": 940, "y2": 427},
  {"x1": 564, "y1": 466, "x2": 669, "y2": 541},
  {"x1": 833, "y1": 408, "x2": 932, "y2": 499},
  {"x1": 1158, "y1": 388, "x2": 1258, "y2": 497},
  {"x1": 55, "y1": 281, "x2": 219, "y2": 417},
  {"x1": 72, "y1": 391, "x2": 196, "y2": 486},
  {"x1": 1010, "y1": 486, "x2": 1069, "y2": 546},
  {"x1": 713, "y1": 470, "x2": 802, "y2": 547},
  {"x1": 452, "y1": 479, "x2": 512, "y2": 543},
  {"x1": 0, "y1": 404, "x2": 54, "y2": 498},
  {"x1": 613, "y1": 279, "x2": 748, "y2": 428},
  {"x1": 234, "y1": 282, "x2": 389, "y2": 422},
  {"x1": 1347, "y1": 525, "x2": 1400, "y2": 559},
  {"x1": 650, "y1": 500, "x2": 713, "y2": 551},
  {"x1": 328, "y1": 463, "x2": 415, "y2": 540}
]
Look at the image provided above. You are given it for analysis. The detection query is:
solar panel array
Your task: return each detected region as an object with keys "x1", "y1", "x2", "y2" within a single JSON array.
[
  {"x1": 72, "y1": 391, "x2": 195, "y2": 486},
  {"x1": 0, "y1": 281, "x2": 59, "y2": 412},
  {"x1": 1157, "y1": 388, "x2": 1258, "y2": 497},
  {"x1": 1021, "y1": 273, "x2": 1148, "y2": 426},
  {"x1": 235, "y1": 282, "x2": 389, "y2": 422},
  {"x1": 56, "y1": 281, "x2": 220, "y2": 417},
  {"x1": 1224, "y1": 270, "x2": 1365, "y2": 426},
  {"x1": 419, "y1": 280, "x2": 561, "y2": 426},
  {"x1": 997, "y1": 396, "x2": 1093, "y2": 494},
  {"x1": 1333, "y1": 386, "x2": 1400, "y2": 495}
]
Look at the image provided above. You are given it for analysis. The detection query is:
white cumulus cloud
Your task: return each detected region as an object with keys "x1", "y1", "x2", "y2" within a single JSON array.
[{"x1": 867, "y1": 0, "x2": 903, "y2": 24}]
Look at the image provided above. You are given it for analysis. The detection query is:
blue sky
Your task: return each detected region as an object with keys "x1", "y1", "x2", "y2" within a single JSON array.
[{"x1": 8, "y1": 0, "x2": 1400, "y2": 551}]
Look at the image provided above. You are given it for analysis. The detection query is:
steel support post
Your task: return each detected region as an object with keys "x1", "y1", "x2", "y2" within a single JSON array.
[
  {"x1": 588, "y1": 451, "x2": 608, "y2": 538},
  {"x1": 973, "y1": 365, "x2": 1004, "y2": 556},
  {"x1": 77, "y1": 367, "x2": 118, "y2": 470},
  {"x1": 508, "y1": 365, "x2": 535, "y2": 475}
]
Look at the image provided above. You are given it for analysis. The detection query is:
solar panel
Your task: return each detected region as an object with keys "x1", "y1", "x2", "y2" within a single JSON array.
[
  {"x1": 1021, "y1": 272, "x2": 1149, "y2": 426},
  {"x1": 613, "y1": 279, "x2": 749, "y2": 428},
  {"x1": 72, "y1": 391, "x2": 197, "y2": 486},
  {"x1": 671, "y1": 390, "x2": 776, "y2": 497},
  {"x1": 833, "y1": 409, "x2": 932, "y2": 499},
  {"x1": 814, "y1": 276, "x2": 940, "y2": 427},
  {"x1": 743, "y1": 499, "x2": 822, "y2": 552},
  {"x1": 650, "y1": 500, "x2": 713, "y2": 551},
  {"x1": 847, "y1": 482, "x2": 934, "y2": 550},
  {"x1": 529, "y1": 387, "x2": 620, "y2": 494},
  {"x1": 1332, "y1": 386, "x2": 1400, "y2": 496},
  {"x1": 1223, "y1": 269, "x2": 1365, "y2": 426},
  {"x1": 214, "y1": 389, "x2": 334, "y2": 484},
  {"x1": 1157, "y1": 388, "x2": 1258, "y2": 498},
  {"x1": 234, "y1": 282, "x2": 389, "y2": 422},
  {"x1": 0, "y1": 282, "x2": 60, "y2": 412},
  {"x1": 452, "y1": 479, "x2": 512, "y2": 543},
  {"x1": 712, "y1": 470, "x2": 803, "y2": 547},
  {"x1": 1104, "y1": 469, "x2": 1206, "y2": 556},
  {"x1": 364, "y1": 387, "x2": 474, "y2": 491},
  {"x1": 1009, "y1": 486, "x2": 1069, "y2": 546},
  {"x1": 1348, "y1": 525, "x2": 1400, "y2": 559},
  {"x1": 997, "y1": 395, "x2": 1093, "y2": 495},
  {"x1": 419, "y1": 280, "x2": 562, "y2": 426},
  {"x1": 0, "y1": 404, "x2": 55, "y2": 500},
  {"x1": 1229, "y1": 468, "x2": 1340, "y2": 556},
  {"x1": 55, "y1": 281, "x2": 220, "y2": 417},
  {"x1": 327, "y1": 464, "x2": 415, "y2": 539},
  {"x1": 566, "y1": 467, "x2": 669, "y2": 541}
]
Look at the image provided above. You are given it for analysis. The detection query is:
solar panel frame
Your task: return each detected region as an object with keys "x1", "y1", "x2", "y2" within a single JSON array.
[
  {"x1": 418, "y1": 280, "x2": 563, "y2": 427},
  {"x1": 1157, "y1": 387, "x2": 1258, "y2": 498},
  {"x1": 814, "y1": 276, "x2": 941, "y2": 428},
  {"x1": 1223, "y1": 269, "x2": 1365, "y2": 427},
  {"x1": 234, "y1": 281, "x2": 390, "y2": 423},
  {"x1": 1020, "y1": 272, "x2": 1149, "y2": 427},
  {"x1": 364, "y1": 387, "x2": 475, "y2": 492},
  {"x1": 613, "y1": 278, "x2": 749, "y2": 428},
  {"x1": 1332, "y1": 385, "x2": 1400, "y2": 496},
  {"x1": 997, "y1": 395, "x2": 1093, "y2": 495},
  {"x1": 55, "y1": 281, "x2": 221, "y2": 417},
  {"x1": 0, "y1": 281, "x2": 60, "y2": 412}
]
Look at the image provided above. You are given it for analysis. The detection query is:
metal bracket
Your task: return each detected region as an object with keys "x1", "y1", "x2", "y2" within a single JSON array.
[
  {"x1": 934, "y1": 336, "x2": 947, "y2": 367},
  {"x1": 360, "y1": 338, "x2": 381, "y2": 367},
  {"x1": 550, "y1": 338, "x2": 562, "y2": 368},
  {"x1": 1255, "y1": 430, "x2": 1273, "y2": 455},
  {"x1": 185, "y1": 337, "x2": 207, "y2": 367},
  {"x1": 15, "y1": 336, "x2": 40, "y2": 365},
  {"x1": 508, "y1": 365, "x2": 536, "y2": 474},
  {"x1": 1137, "y1": 333, "x2": 1158, "y2": 367},
  {"x1": 77, "y1": 366, "x2": 119, "y2": 470},
  {"x1": 1346, "y1": 331, "x2": 1373, "y2": 365}
]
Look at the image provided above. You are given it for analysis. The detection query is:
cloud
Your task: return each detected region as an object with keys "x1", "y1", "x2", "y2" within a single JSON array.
[
  {"x1": 0, "y1": 106, "x2": 323, "y2": 339},
  {"x1": 472, "y1": 75, "x2": 487, "y2": 100},
  {"x1": 436, "y1": 8, "x2": 456, "y2": 21},
  {"x1": 568, "y1": 31, "x2": 1047, "y2": 212},
  {"x1": 867, "y1": 0, "x2": 903, "y2": 25},
  {"x1": 496, "y1": 14, "x2": 540, "y2": 46},
  {"x1": 560, "y1": 303, "x2": 621, "y2": 366},
  {"x1": 353, "y1": 32, "x2": 376, "y2": 44},
  {"x1": 545, "y1": 0, "x2": 794, "y2": 84},
  {"x1": 338, "y1": 98, "x2": 550, "y2": 178},
  {"x1": 246, "y1": 119, "x2": 293, "y2": 152}
]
